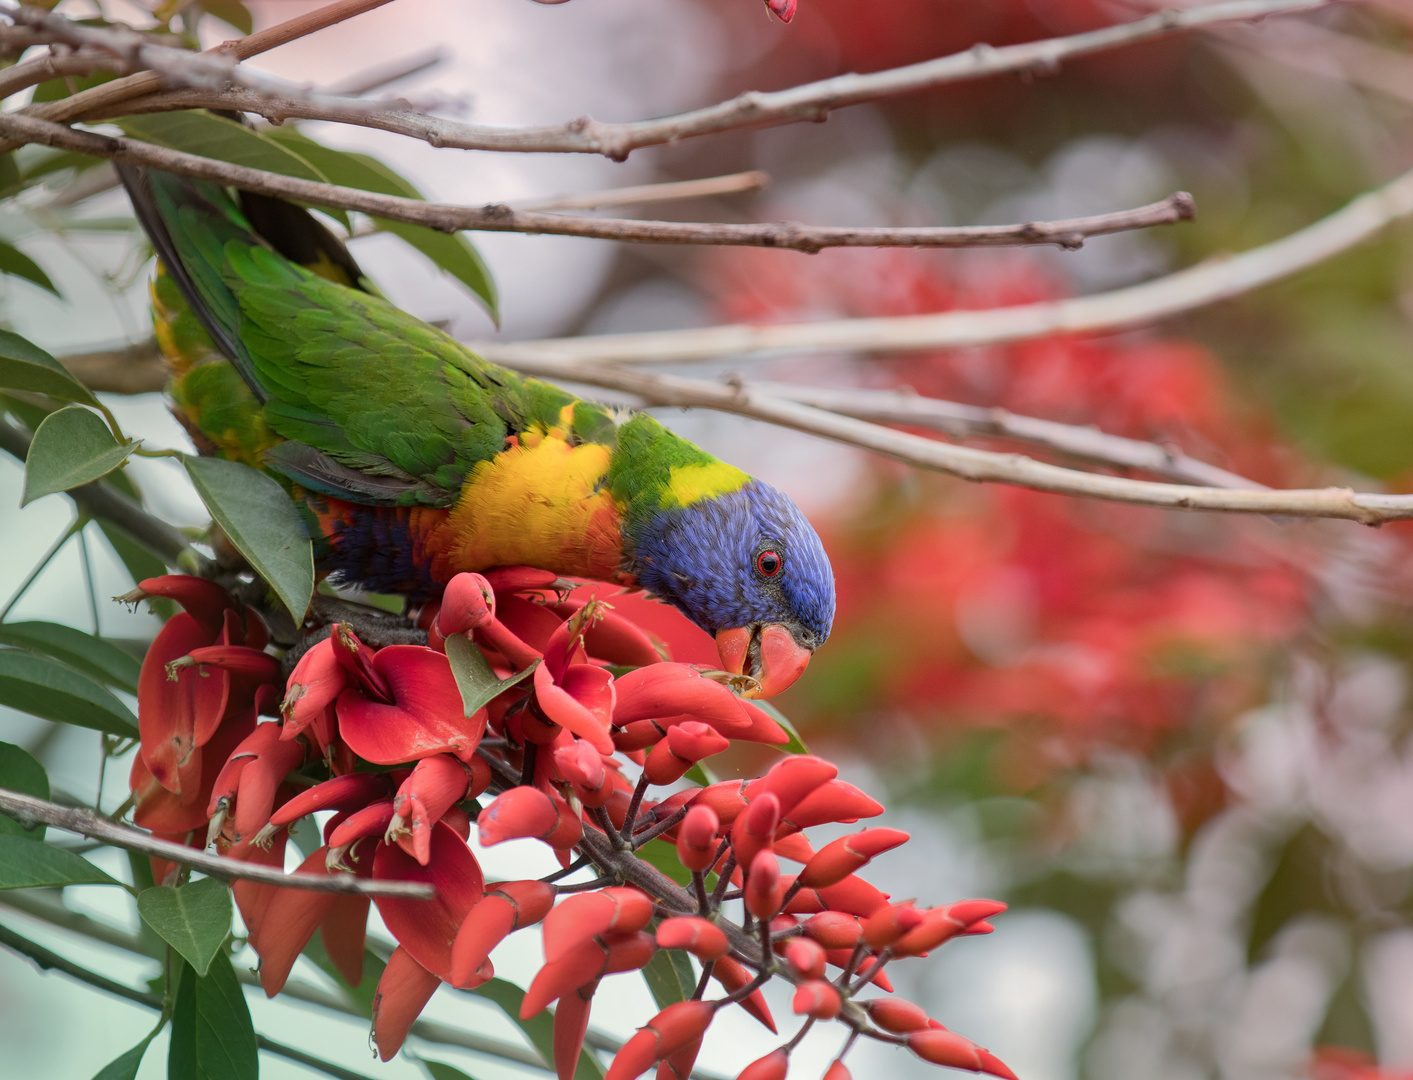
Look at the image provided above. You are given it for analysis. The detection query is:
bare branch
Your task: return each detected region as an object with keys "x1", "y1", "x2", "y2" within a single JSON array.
[
  {"x1": 509, "y1": 170, "x2": 770, "y2": 212},
  {"x1": 735, "y1": 381, "x2": 1266, "y2": 489},
  {"x1": 57, "y1": 338, "x2": 166, "y2": 394},
  {"x1": 478, "y1": 161, "x2": 1413, "y2": 365},
  {"x1": 0, "y1": 788, "x2": 435, "y2": 899},
  {"x1": 325, "y1": 47, "x2": 446, "y2": 97},
  {"x1": 489, "y1": 355, "x2": 1413, "y2": 526},
  {"x1": 0, "y1": 112, "x2": 1195, "y2": 252},
  {"x1": 78, "y1": 0, "x2": 1331, "y2": 159}
]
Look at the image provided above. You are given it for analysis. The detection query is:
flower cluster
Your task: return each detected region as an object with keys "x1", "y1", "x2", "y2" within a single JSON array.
[{"x1": 129, "y1": 570, "x2": 1012, "y2": 1079}]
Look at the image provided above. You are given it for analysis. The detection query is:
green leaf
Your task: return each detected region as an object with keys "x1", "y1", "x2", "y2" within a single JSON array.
[
  {"x1": 99, "y1": 521, "x2": 173, "y2": 593},
  {"x1": 0, "y1": 328, "x2": 99, "y2": 407},
  {"x1": 22, "y1": 406, "x2": 138, "y2": 506},
  {"x1": 32, "y1": 70, "x2": 118, "y2": 105},
  {"x1": 0, "y1": 740, "x2": 48, "y2": 839},
  {"x1": 640, "y1": 932, "x2": 695, "y2": 1010},
  {"x1": 423, "y1": 1062, "x2": 481, "y2": 1080},
  {"x1": 0, "y1": 241, "x2": 58, "y2": 297},
  {"x1": 183, "y1": 455, "x2": 313, "y2": 621},
  {"x1": 91, "y1": 1033, "x2": 155, "y2": 1080},
  {"x1": 0, "y1": 621, "x2": 143, "y2": 694},
  {"x1": 470, "y1": 978, "x2": 604, "y2": 1080},
  {"x1": 0, "y1": 833, "x2": 123, "y2": 889},
  {"x1": 169, "y1": 953, "x2": 258, "y2": 1080},
  {"x1": 200, "y1": 0, "x2": 253, "y2": 34},
  {"x1": 137, "y1": 877, "x2": 232, "y2": 977},
  {"x1": 749, "y1": 699, "x2": 809, "y2": 754},
  {"x1": 445, "y1": 634, "x2": 536, "y2": 717},
  {"x1": 114, "y1": 113, "x2": 331, "y2": 188},
  {"x1": 262, "y1": 127, "x2": 498, "y2": 319},
  {"x1": 0, "y1": 648, "x2": 138, "y2": 735}
]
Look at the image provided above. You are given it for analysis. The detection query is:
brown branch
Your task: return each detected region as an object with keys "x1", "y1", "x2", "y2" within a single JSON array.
[
  {"x1": 478, "y1": 160, "x2": 1413, "y2": 365},
  {"x1": 0, "y1": 788, "x2": 434, "y2": 899},
  {"x1": 487, "y1": 355, "x2": 1413, "y2": 526},
  {"x1": 67, "y1": 0, "x2": 1331, "y2": 159},
  {"x1": 0, "y1": 112, "x2": 1198, "y2": 251},
  {"x1": 508, "y1": 170, "x2": 770, "y2": 212},
  {"x1": 735, "y1": 381, "x2": 1265, "y2": 489},
  {"x1": 57, "y1": 338, "x2": 166, "y2": 394}
]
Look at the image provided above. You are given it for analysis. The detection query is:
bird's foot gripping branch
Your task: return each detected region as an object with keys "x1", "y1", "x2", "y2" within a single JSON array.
[{"x1": 129, "y1": 569, "x2": 1012, "y2": 1080}]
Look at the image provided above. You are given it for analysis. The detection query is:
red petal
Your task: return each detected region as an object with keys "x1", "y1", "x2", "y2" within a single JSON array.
[
  {"x1": 281, "y1": 638, "x2": 346, "y2": 739},
  {"x1": 555, "y1": 980, "x2": 598, "y2": 1080},
  {"x1": 612, "y1": 664, "x2": 750, "y2": 734},
  {"x1": 738, "y1": 1049, "x2": 790, "y2": 1080},
  {"x1": 372, "y1": 945, "x2": 441, "y2": 1061},
  {"x1": 374, "y1": 821, "x2": 485, "y2": 981},
  {"x1": 534, "y1": 663, "x2": 614, "y2": 753},
  {"x1": 130, "y1": 575, "x2": 233, "y2": 637},
  {"x1": 250, "y1": 846, "x2": 341, "y2": 996},
  {"x1": 336, "y1": 646, "x2": 485, "y2": 764},
  {"x1": 478, "y1": 786, "x2": 559, "y2": 847},
  {"x1": 138, "y1": 613, "x2": 227, "y2": 793},
  {"x1": 543, "y1": 888, "x2": 654, "y2": 963},
  {"x1": 321, "y1": 893, "x2": 370, "y2": 988}
]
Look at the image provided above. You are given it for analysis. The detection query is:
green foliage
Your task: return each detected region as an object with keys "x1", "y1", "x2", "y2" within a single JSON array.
[
  {"x1": 446, "y1": 634, "x2": 537, "y2": 716},
  {"x1": 137, "y1": 877, "x2": 233, "y2": 977},
  {"x1": 199, "y1": 0, "x2": 254, "y2": 34},
  {"x1": 114, "y1": 113, "x2": 331, "y2": 187},
  {"x1": 22, "y1": 406, "x2": 138, "y2": 506},
  {"x1": 423, "y1": 1061, "x2": 482, "y2": 1080},
  {"x1": 0, "y1": 241, "x2": 59, "y2": 297},
  {"x1": 640, "y1": 934, "x2": 696, "y2": 1009},
  {"x1": 0, "y1": 834, "x2": 124, "y2": 889},
  {"x1": 90, "y1": 1034, "x2": 156, "y2": 1080},
  {"x1": 31, "y1": 70, "x2": 117, "y2": 104},
  {"x1": 0, "y1": 328, "x2": 99, "y2": 407},
  {"x1": 183, "y1": 455, "x2": 314, "y2": 621},
  {"x1": 169, "y1": 954, "x2": 259, "y2": 1080},
  {"x1": 0, "y1": 622, "x2": 142, "y2": 694},
  {"x1": 0, "y1": 740, "x2": 49, "y2": 839},
  {"x1": 749, "y1": 698, "x2": 808, "y2": 754},
  {"x1": 0, "y1": 649, "x2": 138, "y2": 735},
  {"x1": 469, "y1": 978, "x2": 605, "y2": 1080}
]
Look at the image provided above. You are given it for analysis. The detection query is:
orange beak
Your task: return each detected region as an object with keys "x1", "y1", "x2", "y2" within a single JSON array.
[{"x1": 715, "y1": 624, "x2": 814, "y2": 699}]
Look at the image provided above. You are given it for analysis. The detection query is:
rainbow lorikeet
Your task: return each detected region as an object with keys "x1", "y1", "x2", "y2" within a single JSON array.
[{"x1": 118, "y1": 166, "x2": 834, "y2": 697}]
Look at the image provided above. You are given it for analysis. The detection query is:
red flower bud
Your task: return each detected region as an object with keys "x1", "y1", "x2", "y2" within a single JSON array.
[
  {"x1": 745, "y1": 850, "x2": 785, "y2": 921},
  {"x1": 798, "y1": 828, "x2": 909, "y2": 889},
  {"x1": 483, "y1": 566, "x2": 563, "y2": 594},
  {"x1": 823, "y1": 1062, "x2": 852, "y2": 1080},
  {"x1": 555, "y1": 980, "x2": 598, "y2": 1080},
  {"x1": 744, "y1": 755, "x2": 838, "y2": 820},
  {"x1": 773, "y1": 832, "x2": 816, "y2": 865},
  {"x1": 792, "y1": 979, "x2": 842, "y2": 1020},
  {"x1": 712, "y1": 956, "x2": 776, "y2": 1033},
  {"x1": 676, "y1": 805, "x2": 721, "y2": 874},
  {"x1": 657, "y1": 1038, "x2": 703, "y2": 1080},
  {"x1": 734, "y1": 702, "x2": 789, "y2": 746},
  {"x1": 543, "y1": 887, "x2": 656, "y2": 963},
  {"x1": 737, "y1": 1049, "x2": 789, "y2": 1080},
  {"x1": 732, "y1": 793, "x2": 781, "y2": 874},
  {"x1": 782, "y1": 937, "x2": 825, "y2": 979},
  {"x1": 863, "y1": 903, "x2": 926, "y2": 950},
  {"x1": 326, "y1": 799, "x2": 395, "y2": 854},
  {"x1": 372, "y1": 945, "x2": 441, "y2": 1061},
  {"x1": 450, "y1": 880, "x2": 557, "y2": 986},
  {"x1": 656, "y1": 916, "x2": 729, "y2": 961},
  {"x1": 613, "y1": 664, "x2": 751, "y2": 735},
  {"x1": 281, "y1": 638, "x2": 345, "y2": 738},
  {"x1": 206, "y1": 721, "x2": 306, "y2": 843},
  {"x1": 606, "y1": 1002, "x2": 716, "y2": 1080},
  {"x1": 264, "y1": 772, "x2": 392, "y2": 837},
  {"x1": 479, "y1": 786, "x2": 560, "y2": 846},
  {"x1": 126, "y1": 575, "x2": 234, "y2": 637},
  {"x1": 171, "y1": 644, "x2": 281, "y2": 685},
  {"x1": 894, "y1": 900, "x2": 1007, "y2": 957},
  {"x1": 388, "y1": 754, "x2": 477, "y2": 865},
  {"x1": 645, "y1": 721, "x2": 730, "y2": 785},
  {"x1": 864, "y1": 997, "x2": 931, "y2": 1034},
  {"x1": 801, "y1": 912, "x2": 863, "y2": 949},
  {"x1": 555, "y1": 740, "x2": 612, "y2": 807},
  {"x1": 906, "y1": 1031, "x2": 1017, "y2": 1080},
  {"x1": 817, "y1": 876, "x2": 890, "y2": 918},
  {"x1": 524, "y1": 931, "x2": 658, "y2": 1017},
  {"x1": 438, "y1": 572, "x2": 497, "y2": 635},
  {"x1": 691, "y1": 781, "x2": 750, "y2": 828},
  {"x1": 552, "y1": 598, "x2": 663, "y2": 668},
  {"x1": 782, "y1": 781, "x2": 884, "y2": 831}
]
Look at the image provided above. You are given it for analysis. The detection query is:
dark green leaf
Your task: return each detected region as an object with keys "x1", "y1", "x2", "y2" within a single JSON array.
[
  {"x1": 0, "y1": 740, "x2": 48, "y2": 839},
  {"x1": 138, "y1": 877, "x2": 232, "y2": 977},
  {"x1": 0, "y1": 153, "x2": 19, "y2": 199},
  {"x1": 0, "y1": 328, "x2": 99, "y2": 407},
  {"x1": 114, "y1": 113, "x2": 330, "y2": 188},
  {"x1": 32, "y1": 70, "x2": 118, "y2": 105},
  {"x1": 469, "y1": 978, "x2": 604, "y2": 1080},
  {"x1": 22, "y1": 406, "x2": 138, "y2": 506},
  {"x1": 749, "y1": 699, "x2": 808, "y2": 754},
  {"x1": 90, "y1": 1033, "x2": 155, "y2": 1080},
  {"x1": 183, "y1": 455, "x2": 313, "y2": 621},
  {"x1": 0, "y1": 621, "x2": 142, "y2": 694},
  {"x1": 423, "y1": 1062, "x2": 482, "y2": 1080},
  {"x1": 640, "y1": 932, "x2": 694, "y2": 1010},
  {"x1": 446, "y1": 634, "x2": 536, "y2": 717},
  {"x1": 0, "y1": 834, "x2": 123, "y2": 889},
  {"x1": 636, "y1": 836, "x2": 691, "y2": 887},
  {"x1": 302, "y1": 933, "x2": 384, "y2": 1014},
  {"x1": 0, "y1": 648, "x2": 138, "y2": 735},
  {"x1": 262, "y1": 128, "x2": 497, "y2": 318},
  {"x1": 200, "y1": 0, "x2": 253, "y2": 34},
  {"x1": 99, "y1": 522, "x2": 173, "y2": 597},
  {"x1": 0, "y1": 241, "x2": 58, "y2": 297},
  {"x1": 169, "y1": 953, "x2": 258, "y2": 1080}
]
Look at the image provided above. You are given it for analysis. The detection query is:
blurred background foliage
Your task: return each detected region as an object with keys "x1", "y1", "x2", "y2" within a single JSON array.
[{"x1": 6, "y1": 0, "x2": 1413, "y2": 1078}]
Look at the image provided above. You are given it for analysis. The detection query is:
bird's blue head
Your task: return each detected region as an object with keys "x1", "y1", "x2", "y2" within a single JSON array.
[{"x1": 628, "y1": 477, "x2": 835, "y2": 698}]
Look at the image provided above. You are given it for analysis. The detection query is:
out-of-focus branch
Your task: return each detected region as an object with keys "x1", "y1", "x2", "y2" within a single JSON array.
[
  {"x1": 736, "y1": 381, "x2": 1266, "y2": 489},
  {"x1": 0, "y1": 788, "x2": 434, "y2": 899},
  {"x1": 325, "y1": 47, "x2": 445, "y2": 97},
  {"x1": 478, "y1": 161, "x2": 1413, "y2": 365},
  {"x1": 492, "y1": 356, "x2": 1413, "y2": 525},
  {"x1": 509, "y1": 170, "x2": 770, "y2": 212},
  {"x1": 0, "y1": 413, "x2": 208, "y2": 572},
  {"x1": 0, "y1": 113, "x2": 1197, "y2": 252},
  {"x1": 57, "y1": 338, "x2": 166, "y2": 394},
  {"x1": 91, "y1": 0, "x2": 1332, "y2": 159}
]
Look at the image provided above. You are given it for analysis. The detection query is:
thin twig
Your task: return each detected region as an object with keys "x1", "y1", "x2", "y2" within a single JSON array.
[
  {"x1": 79, "y1": 0, "x2": 1331, "y2": 159},
  {"x1": 509, "y1": 171, "x2": 769, "y2": 212},
  {"x1": 0, "y1": 113, "x2": 1197, "y2": 253},
  {"x1": 477, "y1": 159, "x2": 1413, "y2": 365},
  {"x1": 0, "y1": 788, "x2": 434, "y2": 899},
  {"x1": 257, "y1": 1035, "x2": 379, "y2": 1080},
  {"x1": 482, "y1": 356, "x2": 1413, "y2": 525},
  {"x1": 0, "y1": 919, "x2": 159, "y2": 1008}
]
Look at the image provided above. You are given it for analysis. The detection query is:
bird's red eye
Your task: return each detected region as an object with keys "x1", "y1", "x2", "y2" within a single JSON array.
[{"x1": 756, "y1": 550, "x2": 782, "y2": 577}]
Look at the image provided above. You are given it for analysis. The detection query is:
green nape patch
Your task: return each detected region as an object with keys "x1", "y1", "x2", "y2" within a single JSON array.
[{"x1": 605, "y1": 414, "x2": 749, "y2": 525}]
